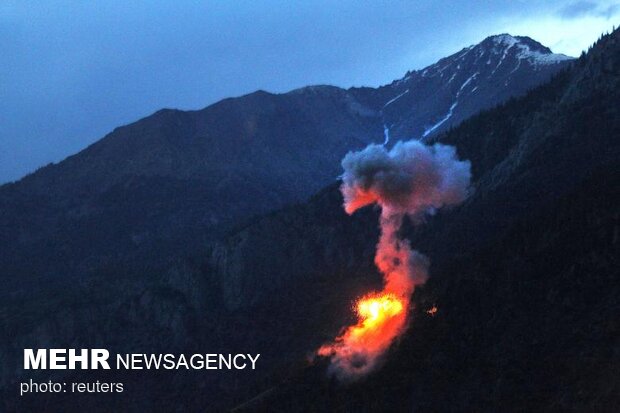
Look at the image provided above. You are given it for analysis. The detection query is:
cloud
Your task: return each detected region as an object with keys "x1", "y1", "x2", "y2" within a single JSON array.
[
  {"x1": 602, "y1": 4, "x2": 620, "y2": 18},
  {"x1": 559, "y1": 0, "x2": 620, "y2": 19},
  {"x1": 559, "y1": 1, "x2": 599, "y2": 18}
]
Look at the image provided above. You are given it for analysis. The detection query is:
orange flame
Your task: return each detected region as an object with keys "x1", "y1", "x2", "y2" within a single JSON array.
[
  {"x1": 350, "y1": 293, "x2": 405, "y2": 342},
  {"x1": 426, "y1": 305, "x2": 438, "y2": 316},
  {"x1": 317, "y1": 291, "x2": 410, "y2": 378},
  {"x1": 321, "y1": 140, "x2": 469, "y2": 379},
  {"x1": 317, "y1": 212, "x2": 428, "y2": 379}
]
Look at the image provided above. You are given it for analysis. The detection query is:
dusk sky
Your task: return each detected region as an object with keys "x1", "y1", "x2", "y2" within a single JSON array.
[{"x1": 1, "y1": 1, "x2": 618, "y2": 183}]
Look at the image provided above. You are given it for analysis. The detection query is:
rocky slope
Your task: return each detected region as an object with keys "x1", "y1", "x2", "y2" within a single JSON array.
[
  {"x1": 204, "y1": 29, "x2": 618, "y2": 411},
  {"x1": 2, "y1": 32, "x2": 603, "y2": 412},
  {"x1": 374, "y1": 34, "x2": 573, "y2": 140},
  {"x1": 0, "y1": 35, "x2": 571, "y2": 289},
  {"x1": 226, "y1": 29, "x2": 620, "y2": 412}
]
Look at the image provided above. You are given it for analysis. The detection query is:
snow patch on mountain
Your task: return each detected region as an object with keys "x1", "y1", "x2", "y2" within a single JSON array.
[
  {"x1": 383, "y1": 89, "x2": 409, "y2": 108},
  {"x1": 423, "y1": 72, "x2": 479, "y2": 138},
  {"x1": 491, "y1": 37, "x2": 517, "y2": 75},
  {"x1": 422, "y1": 101, "x2": 458, "y2": 138},
  {"x1": 383, "y1": 124, "x2": 391, "y2": 145},
  {"x1": 516, "y1": 43, "x2": 572, "y2": 65},
  {"x1": 492, "y1": 34, "x2": 572, "y2": 67}
]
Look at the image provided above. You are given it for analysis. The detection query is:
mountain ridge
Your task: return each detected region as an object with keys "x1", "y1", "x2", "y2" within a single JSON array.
[
  {"x1": 6, "y1": 34, "x2": 572, "y2": 186},
  {"x1": 3, "y1": 29, "x2": 619, "y2": 412},
  {"x1": 0, "y1": 34, "x2": 575, "y2": 309},
  {"x1": 215, "y1": 28, "x2": 620, "y2": 412}
]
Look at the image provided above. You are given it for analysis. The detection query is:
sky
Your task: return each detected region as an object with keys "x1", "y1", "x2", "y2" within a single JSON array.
[{"x1": 1, "y1": 1, "x2": 618, "y2": 183}]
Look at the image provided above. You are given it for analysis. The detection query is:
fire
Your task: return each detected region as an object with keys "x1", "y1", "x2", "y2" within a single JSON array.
[
  {"x1": 426, "y1": 305, "x2": 438, "y2": 316},
  {"x1": 353, "y1": 294, "x2": 404, "y2": 336},
  {"x1": 316, "y1": 214, "x2": 426, "y2": 379},
  {"x1": 317, "y1": 292, "x2": 409, "y2": 378},
  {"x1": 318, "y1": 140, "x2": 471, "y2": 380}
]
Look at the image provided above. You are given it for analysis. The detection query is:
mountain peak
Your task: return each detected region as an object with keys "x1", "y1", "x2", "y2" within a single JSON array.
[
  {"x1": 395, "y1": 34, "x2": 573, "y2": 86},
  {"x1": 480, "y1": 33, "x2": 572, "y2": 64},
  {"x1": 382, "y1": 34, "x2": 574, "y2": 140},
  {"x1": 487, "y1": 33, "x2": 520, "y2": 47},
  {"x1": 484, "y1": 34, "x2": 545, "y2": 50}
]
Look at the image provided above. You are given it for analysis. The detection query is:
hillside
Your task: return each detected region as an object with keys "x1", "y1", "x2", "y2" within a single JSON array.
[
  {"x1": 0, "y1": 35, "x2": 570, "y2": 289},
  {"x1": 227, "y1": 29, "x2": 620, "y2": 412},
  {"x1": 5, "y1": 30, "x2": 617, "y2": 412}
]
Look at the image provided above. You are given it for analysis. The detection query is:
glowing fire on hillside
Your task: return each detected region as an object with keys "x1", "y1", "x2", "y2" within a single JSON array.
[
  {"x1": 317, "y1": 141, "x2": 471, "y2": 380},
  {"x1": 427, "y1": 305, "x2": 438, "y2": 316},
  {"x1": 318, "y1": 293, "x2": 406, "y2": 373}
]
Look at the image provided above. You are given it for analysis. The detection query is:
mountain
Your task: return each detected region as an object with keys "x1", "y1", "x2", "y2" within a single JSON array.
[
  {"x1": 217, "y1": 29, "x2": 620, "y2": 411},
  {"x1": 13, "y1": 26, "x2": 607, "y2": 412},
  {"x1": 0, "y1": 35, "x2": 571, "y2": 290},
  {"x1": 0, "y1": 32, "x2": 598, "y2": 412},
  {"x1": 376, "y1": 34, "x2": 573, "y2": 140}
]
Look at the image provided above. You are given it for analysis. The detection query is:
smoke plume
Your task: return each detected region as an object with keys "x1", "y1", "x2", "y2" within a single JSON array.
[{"x1": 318, "y1": 140, "x2": 471, "y2": 380}]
